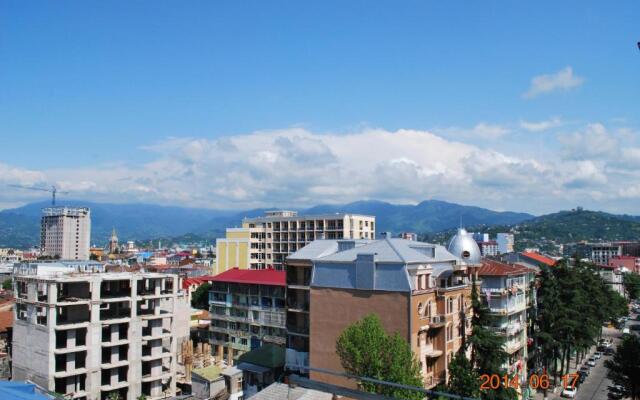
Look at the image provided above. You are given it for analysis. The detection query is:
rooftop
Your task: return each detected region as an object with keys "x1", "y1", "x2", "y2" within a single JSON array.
[
  {"x1": 210, "y1": 268, "x2": 285, "y2": 286},
  {"x1": 477, "y1": 259, "x2": 532, "y2": 276},
  {"x1": 191, "y1": 365, "x2": 222, "y2": 382},
  {"x1": 237, "y1": 343, "x2": 285, "y2": 369},
  {"x1": 520, "y1": 252, "x2": 557, "y2": 267},
  {"x1": 0, "y1": 381, "x2": 54, "y2": 400},
  {"x1": 244, "y1": 211, "x2": 374, "y2": 222},
  {"x1": 249, "y1": 382, "x2": 333, "y2": 400}
]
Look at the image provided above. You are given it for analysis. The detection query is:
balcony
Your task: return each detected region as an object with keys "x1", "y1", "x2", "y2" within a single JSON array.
[
  {"x1": 424, "y1": 371, "x2": 446, "y2": 389},
  {"x1": 504, "y1": 337, "x2": 526, "y2": 354},
  {"x1": 427, "y1": 315, "x2": 445, "y2": 328}
]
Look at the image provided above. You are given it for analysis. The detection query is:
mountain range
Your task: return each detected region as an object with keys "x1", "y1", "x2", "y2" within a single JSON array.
[
  {"x1": 0, "y1": 199, "x2": 533, "y2": 248},
  {"x1": 2, "y1": 200, "x2": 638, "y2": 251}
]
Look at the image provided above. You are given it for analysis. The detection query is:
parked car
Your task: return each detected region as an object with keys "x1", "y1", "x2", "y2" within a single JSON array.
[
  {"x1": 630, "y1": 324, "x2": 640, "y2": 331},
  {"x1": 594, "y1": 351, "x2": 603, "y2": 359},
  {"x1": 587, "y1": 357, "x2": 596, "y2": 367},
  {"x1": 605, "y1": 347, "x2": 615, "y2": 356},
  {"x1": 623, "y1": 327, "x2": 630, "y2": 335},
  {"x1": 562, "y1": 386, "x2": 578, "y2": 398},
  {"x1": 578, "y1": 372, "x2": 587, "y2": 383},
  {"x1": 580, "y1": 366, "x2": 591, "y2": 375}
]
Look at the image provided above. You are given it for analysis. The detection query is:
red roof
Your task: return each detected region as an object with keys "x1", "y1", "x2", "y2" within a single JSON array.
[
  {"x1": 182, "y1": 275, "x2": 218, "y2": 289},
  {"x1": 210, "y1": 268, "x2": 285, "y2": 286},
  {"x1": 521, "y1": 252, "x2": 556, "y2": 267},
  {"x1": 478, "y1": 259, "x2": 532, "y2": 276},
  {"x1": 610, "y1": 255, "x2": 637, "y2": 260},
  {"x1": 0, "y1": 310, "x2": 13, "y2": 333}
]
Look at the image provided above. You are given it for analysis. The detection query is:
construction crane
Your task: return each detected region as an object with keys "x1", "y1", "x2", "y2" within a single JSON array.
[{"x1": 8, "y1": 184, "x2": 69, "y2": 206}]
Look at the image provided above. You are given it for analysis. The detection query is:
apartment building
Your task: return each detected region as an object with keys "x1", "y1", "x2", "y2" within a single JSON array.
[
  {"x1": 208, "y1": 268, "x2": 286, "y2": 363},
  {"x1": 41, "y1": 207, "x2": 91, "y2": 260},
  {"x1": 12, "y1": 262, "x2": 190, "y2": 400},
  {"x1": 477, "y1": 240, "x2": 499, "y2": 257},
  {"x1": 477, "y1": 259, "x2": 533, "y2": 388},
  {"x1": 216, "y1": 211, "x2": 375, "y2": 271},
  {"x1": 285, "y1": 235, "x2": 476, "y2": 390}
]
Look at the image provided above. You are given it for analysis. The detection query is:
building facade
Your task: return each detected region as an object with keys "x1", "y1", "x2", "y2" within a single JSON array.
[
  {"x1": 215, "y1": 229, "x2": 251, "y2": 273},
  {"x1": 496, "y1": 233, "x2": 515, "y2": 254},
  {"x1": 12, "y1": 264, "x2": 190, "y2": 400},
  {"x1": 477, "y1": 240, "x2": 499, "y2": 257},
  {"x1": 243, "y1": 210, "x2": 375, "y2": 270},
  {"x1": 41, "y1": 207, "x2": 91, "y2": 261},
  {"x1": 208, "y1": 268, "x2": 286, "y2": 363},
  {"x1": 477, "y1": 259, "x2": 532, "y2": 389},
  {"x1": 286, "y1": 236, "x2": 476, "y2": 390}
]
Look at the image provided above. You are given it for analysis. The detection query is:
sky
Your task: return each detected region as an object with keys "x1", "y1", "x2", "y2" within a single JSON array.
[{"x1": 1, "y1": 1, "x2": 639, "y2": 215}]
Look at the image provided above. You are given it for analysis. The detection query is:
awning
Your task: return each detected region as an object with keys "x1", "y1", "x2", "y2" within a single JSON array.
[{"x1": 236, "y1": 362, "x2": 271, "y2": 374}]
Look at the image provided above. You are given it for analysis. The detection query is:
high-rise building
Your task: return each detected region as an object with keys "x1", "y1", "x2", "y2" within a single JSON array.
[
  {"x1": 496, "y1": 233, "x2": 515, "y2": 254},
  {"x1": 12, "y1": 262, "x2": 190, "y2": 400},
  {"x1": 41, "y1": 207, "x2": 91, "y2": 260},
  {"x1": 216, "y1": 211, "x2": 375, "y2": 271},
  {"x1": 286, "y1": 235, "x2": 477, "y2": 389}
]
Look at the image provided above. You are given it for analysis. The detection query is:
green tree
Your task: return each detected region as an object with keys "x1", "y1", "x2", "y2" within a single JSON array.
[
  {"x1": 623, "y1": 273, "x2": 640, "y2": 300},
  {"x1": 106, "y1": 393, "x2": 121, "y2": 400},
  {"x1": 137, "y1": 395, "x2": 148, "y2": 400},
  {"x1": 336, "y1": 314, "x2": 424, "y2": 400},
  {"x1": 2, "y1": 279, "x2": 12, "y2": 291},
  {"x1": 446, "y1": 350, "x2": 480, "y2": 398},
  {"x1": 191, "y1": 283, "x2": 211, "y2": 310},
  {"x1": 605, "y1": 334, "x2": 640, "y2": 400}
]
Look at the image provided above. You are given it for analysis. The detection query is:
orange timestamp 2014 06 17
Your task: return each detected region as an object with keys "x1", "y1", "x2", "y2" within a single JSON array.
[{"x1": 479, "y1": 373, "x2": 579, "y2": 390}]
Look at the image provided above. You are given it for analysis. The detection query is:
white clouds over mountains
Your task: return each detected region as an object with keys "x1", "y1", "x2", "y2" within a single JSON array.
[{"x1": 1, "y1": 122, "x2": 639, "y2": 214}]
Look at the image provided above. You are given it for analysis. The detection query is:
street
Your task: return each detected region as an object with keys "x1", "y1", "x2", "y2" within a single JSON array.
[{"x1": 533, "y1": 311, "x2": 639, "y2": 400}]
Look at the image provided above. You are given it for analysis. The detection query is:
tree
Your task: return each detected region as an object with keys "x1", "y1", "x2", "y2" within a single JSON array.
[
  {"x1": 605, "y1": 334, "x2": 640, "y2": 400},
  {"x1": 2, "y1": 279, "x2": 11, "y2": 291},
  {"x1": 106, "y1": 393, "x2": 121, "y2": 400},
  {"x1": 623, "y1": 273, "x2": 640, "y2": 300},
  {"x1": 137, "y1": 395, "x2": 148, "y2": 400},
  {"x1": 191, "y1": 283, "x2": 211, "y2": 310},
  {"x1": 336, "y1": 314, "x2": 424, "y2": 400},
  {"x1": 446, "y1": 351, "x2": 480, "y2": 398}
]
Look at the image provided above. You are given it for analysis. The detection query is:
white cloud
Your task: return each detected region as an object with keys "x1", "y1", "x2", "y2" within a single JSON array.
[
  {"x1": 2, "y1": 123, "x2": 640, "y2": 214},
  {"x1": 558, "y1": 123, "x2": 618, "y2": 160},
  {"x1": 519, "y1": 117, "x2": 563, "y2": 132},
  {"x1": 439, "y1": 122, "x2": 510, "y2": 141},
  {"x1": 523, "y1": 66, "x2": 584, "y2": 99}
]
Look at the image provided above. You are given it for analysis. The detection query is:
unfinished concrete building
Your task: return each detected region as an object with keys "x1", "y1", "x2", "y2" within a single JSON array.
[{"x1": 12, "y1": 264, "x2": 190, "y2": 400}]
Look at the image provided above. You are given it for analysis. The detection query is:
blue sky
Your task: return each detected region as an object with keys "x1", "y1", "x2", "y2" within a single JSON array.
[{"x1": 1, "y1": 1, "x2": 639, "y2": 214}]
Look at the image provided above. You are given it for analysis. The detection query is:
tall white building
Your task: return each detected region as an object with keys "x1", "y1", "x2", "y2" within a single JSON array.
[
  {"x1": 41, "y1": 207, "x2": 91, "y2": 260},
  {"x1": 217, "y1": 211, "x2": 376, "y2": 271},
  {"x1": 497, "y1": 233, "x2": 515, "y2": 254},
  {"x1": 12, "y1": 262, "x2": 190, "y2": 400}
]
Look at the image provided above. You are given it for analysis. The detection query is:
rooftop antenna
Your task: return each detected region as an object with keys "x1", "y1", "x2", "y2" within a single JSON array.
[{"x1": 8, "y1": 184, "x2": 69, "y2": 206}]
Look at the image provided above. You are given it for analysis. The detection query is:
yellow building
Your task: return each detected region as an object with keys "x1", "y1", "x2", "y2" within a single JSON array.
[{"x1": 215, "y1": 228, "x2": 250, "y2": 274}]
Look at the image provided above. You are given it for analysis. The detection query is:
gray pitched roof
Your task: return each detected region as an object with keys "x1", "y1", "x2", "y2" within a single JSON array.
[
  {"x1": 308, "y1": 238, "x2": 460, "y2": 292},
  {"x1": 313, "y1": 238, "x2": 458, "y2": 264}
]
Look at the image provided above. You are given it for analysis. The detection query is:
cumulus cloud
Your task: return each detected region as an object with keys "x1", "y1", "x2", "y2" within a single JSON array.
[
  {"x1": 523, "y1": 66, "x2": 584, "y2": 99},
  {"x1": 520, "y1": 117, "x2": 564, "y2": 132},
  {"x1": 558, "y1": 123, "x2": 618, "y2": 160},
  {"x1": 2, "y1": 123, "x2": 640, "y2": 213}
]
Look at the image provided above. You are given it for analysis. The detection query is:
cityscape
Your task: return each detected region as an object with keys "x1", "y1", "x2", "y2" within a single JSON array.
[{"x1": 1, "y1": 2, "x2": 640, "y2": 400}]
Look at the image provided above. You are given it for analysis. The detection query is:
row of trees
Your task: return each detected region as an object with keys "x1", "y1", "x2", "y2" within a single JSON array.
[{"x1": 534, "y1": 259, "x2": 627, "y2": 388}]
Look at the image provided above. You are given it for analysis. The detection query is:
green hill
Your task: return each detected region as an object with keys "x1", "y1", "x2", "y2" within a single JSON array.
[{"x1": 424, "y1": 209, "x2": 640, "y2": 254}]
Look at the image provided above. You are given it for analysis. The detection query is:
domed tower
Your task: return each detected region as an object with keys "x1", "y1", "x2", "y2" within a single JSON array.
[
  {"x1": 108, "y1": 228, "x2": 119, "y2": 254},
  {"x1": 447, "y1": 227, "x2": 481, "y2": 265}
]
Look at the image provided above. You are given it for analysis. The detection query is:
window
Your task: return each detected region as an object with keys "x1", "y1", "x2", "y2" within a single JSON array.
[
  {"x1": 417, "y1": 302, "x2": 423, "y2": 316},
  {"x1": 424, "y1": 301, "x2": 431, "y2": 318}
]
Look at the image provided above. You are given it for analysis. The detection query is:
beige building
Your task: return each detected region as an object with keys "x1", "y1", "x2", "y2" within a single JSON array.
[
  {"x1": 41, "y1": 207, "x2": 91, "y2": 260},
  {"x1": 217, "y1": 211, "x2": 375, "y2": 271}
]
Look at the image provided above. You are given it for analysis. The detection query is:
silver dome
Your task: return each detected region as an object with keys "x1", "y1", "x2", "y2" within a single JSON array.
[{"x1": 447, "y1": 228, "x2": 481, "y2": 265}]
